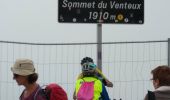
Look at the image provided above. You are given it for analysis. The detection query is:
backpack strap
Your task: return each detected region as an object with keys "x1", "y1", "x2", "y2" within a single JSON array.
[
  {"x1": 34, "y1": 86, "x2": 42, "y2": 100},
  {"x1": 148, "y1": 91, "x2": 155, "y2": 100},
  {"x1": 34, "y1": 85, "x2": 49, "y2": 100},
  {"x1": 19, "y1": 89, "x2": 25, "y2": 100},
  {"x1": 81, "y1": 78, "x2": 85, "y2": 82}
]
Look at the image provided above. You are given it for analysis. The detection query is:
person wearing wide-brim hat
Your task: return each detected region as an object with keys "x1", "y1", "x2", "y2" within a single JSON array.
[{"x1": 11, "y1": 58, "x2": 46, "y2": 100}]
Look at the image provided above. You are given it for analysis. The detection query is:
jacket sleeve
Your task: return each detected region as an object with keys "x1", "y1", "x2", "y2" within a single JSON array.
[{"x1": 101, "y1": 83, "x2": 110, "y2": 100}]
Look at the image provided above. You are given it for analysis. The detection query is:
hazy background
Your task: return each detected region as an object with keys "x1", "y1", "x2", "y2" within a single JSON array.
[
  {"x1": 0, "y1": 0, "x2": 170, "y2": 43},
  {"x1": 0, "y1": 0, "x2": 170, "y2": 99}
]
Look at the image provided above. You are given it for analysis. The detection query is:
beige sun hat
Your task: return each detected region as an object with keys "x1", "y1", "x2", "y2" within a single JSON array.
[{"x1": 11, "y1": 58, "x2": 35, "y2": 76}]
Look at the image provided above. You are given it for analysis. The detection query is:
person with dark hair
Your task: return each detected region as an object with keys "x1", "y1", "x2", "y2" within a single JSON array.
[
  {"x1": 11, "y1": 58, "x2": 46, "y2": 100},
  {"x1": 144, "y1": 65, "x2": 170, "y2": 100}
]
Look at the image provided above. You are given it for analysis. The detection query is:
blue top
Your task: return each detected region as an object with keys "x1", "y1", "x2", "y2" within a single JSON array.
[{"x1": 101, "y1": 83, "x2": 110, "y2": 100}]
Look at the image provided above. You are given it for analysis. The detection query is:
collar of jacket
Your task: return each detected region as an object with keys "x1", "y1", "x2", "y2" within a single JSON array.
[{"x1": 155, "y1": 86, "x2": 170, "y2": 92}]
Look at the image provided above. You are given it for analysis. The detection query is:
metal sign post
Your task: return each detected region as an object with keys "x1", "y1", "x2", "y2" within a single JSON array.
[
  {"x1": 168, "y1": 38, "x2": 170, "y2": 66},
  {"x1": 97, "y1": 24, "x2": 102, "y2": 70},
  {"x1": 58, "y1": 0, "x2": 144, "y2": 70}
]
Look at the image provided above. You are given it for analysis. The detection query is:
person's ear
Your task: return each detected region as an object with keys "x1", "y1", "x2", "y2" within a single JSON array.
[{"x1": 154, "y1": 79, "x2": 160, "y2": 89}]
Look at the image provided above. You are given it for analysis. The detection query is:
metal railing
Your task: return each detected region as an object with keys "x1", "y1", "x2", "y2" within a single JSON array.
[{"x1": 0, "y1": 39, "x2": 169, "y2": 100}]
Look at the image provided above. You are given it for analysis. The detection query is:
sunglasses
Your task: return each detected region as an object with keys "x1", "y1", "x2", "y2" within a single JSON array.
[{"x1": 82, "y1": 63, "x2": 96, "y2": 70}]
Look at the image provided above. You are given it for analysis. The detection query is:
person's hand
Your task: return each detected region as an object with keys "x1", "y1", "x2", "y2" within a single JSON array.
[{"x1": 105, "y1": 79, "x2": 113, "y2": 87}]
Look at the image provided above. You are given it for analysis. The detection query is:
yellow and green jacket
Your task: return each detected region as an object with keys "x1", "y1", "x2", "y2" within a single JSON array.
[{"x1": 75, "y1": 77, "x2": 110, "y2": 100}]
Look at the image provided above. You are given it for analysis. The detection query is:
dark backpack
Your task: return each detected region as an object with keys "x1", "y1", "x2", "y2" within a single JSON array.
[
  {"x1": 35, "y1": 83, "x2": 68, "y2": 100},
  {"x1": 148, "y1": 91, "x2": 155, "y2": 100}
]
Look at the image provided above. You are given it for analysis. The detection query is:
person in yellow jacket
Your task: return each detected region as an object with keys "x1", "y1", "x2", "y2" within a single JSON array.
[
  {"x1": 78, "y1": 57, "x2": 113, "y2": 87},
  {"x1": 73, "y1": 57, "x2": 113, "y2": 100},
  {"x1": 77, "y1": 68, "x2": 113, "y2": 87}
]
